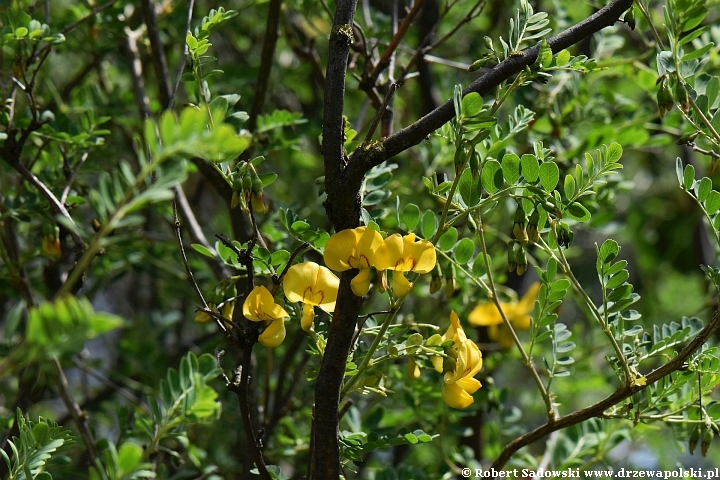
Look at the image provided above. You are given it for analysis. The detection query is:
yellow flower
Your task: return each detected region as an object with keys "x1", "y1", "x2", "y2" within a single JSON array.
[
  {"x1": 468, "y1": 282, "x2": 540, "y2": 349},
  {"x1": 374, "y1": 233, "x2": 436, "y2": 298},
  {"x1": 324, "y1": 227, "x2": 383, "y2": 296},
  {"x1": 283, "y1": 262, "x2": 340, "y2": 332},
  {"x1": 243, "y1": 286, "x2": 289, "y2": 348},
  {"x1": 440, "y1": 311, "x2": 483, "y2": 409}
]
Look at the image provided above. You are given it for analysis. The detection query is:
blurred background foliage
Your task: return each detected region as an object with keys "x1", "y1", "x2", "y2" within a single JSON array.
[{"x1": 3, "y1": 0, "x2": 720, "y2": 478}]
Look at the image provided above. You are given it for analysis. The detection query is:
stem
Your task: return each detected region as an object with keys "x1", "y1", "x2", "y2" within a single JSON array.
[
  {"x1": 476, "y1": 212, "x2": 554, "y2": 419},
  {"x1": 340, "y1": 308, "x2": 399, "y2": 396},
  {"x1": 548, "y1": 222, "x2": 633, "y2": 384},
  {"x1": 634, "y1": 0, "x2": 665, "y2": 49}
]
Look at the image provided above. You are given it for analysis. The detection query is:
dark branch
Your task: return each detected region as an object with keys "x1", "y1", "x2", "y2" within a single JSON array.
[
  {"x1": 352, "y1": 0, "x2": 634, "y2": 177},
  {"x1": 247, "y1": 0, "x2": 283, "y2": 132},
  {"x1": 142, "y1": 0, "x2": 172, "y2": 109}
]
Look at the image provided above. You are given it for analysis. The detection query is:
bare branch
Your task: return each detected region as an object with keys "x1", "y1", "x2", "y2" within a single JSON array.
[{"x1": 353, "y1": 0, "x2": 634, "y2": 176}]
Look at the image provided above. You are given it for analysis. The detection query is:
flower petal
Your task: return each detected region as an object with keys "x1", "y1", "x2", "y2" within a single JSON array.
[
  {"x1": 468, "y1": 302, "x2": 504, "y2": 326},
  {"x1": 283, "y1": 262, "x2": 318, "y2": 304},
  {"x1": 392, "y1": 272, "x2": 412, "y2": 298},
  {"x1": 350, "y1": 268, "x2": 372, "y2": 297},
  {"x1": 518, "y1": 282, "x2": 541, "y2": 313},
  {"x1": 314, "y1": 264, "x2": 340, "y2": 312},
  {"x1": 301, "y1": 303, "x2": 316, "y2": 332},
  {"x1": 244, "y1": 286, "x2": 288, "y2": 322},
  {"x1": 356, "y1": 227, "x2": 383, "y2": 265},
  {"x1": 442, "y1": 381, "x2": 475, "y2": 409},
  {"x1": 374, "y1": 233, "x2": 404, "y2": 271},
  {"x1": 259, "y1": 319, "x2": 286, "y2": 348},
  {"x1": 456, "y1": 377, "x2": 482, "y2": 395},
  {"x1": 404, "y1": 234, "x2": 436, "y2": 273},
  {"x1": 323, "y1": 229, "x2": 357, "y2": 271}
]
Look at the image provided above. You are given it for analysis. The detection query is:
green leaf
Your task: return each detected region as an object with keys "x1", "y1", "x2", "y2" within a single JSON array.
[
  {"x1": 461, "y1": 92, "x2": 483, "y2": 117},
  {"x1": 482, "y1": 159, "x2": 503, "y2": 194},
  {"x1": 421, "y1": 210, "x2": 437, "y2": 240},
  {"x1": 438, "y1": 228, "x2": 458, "y2": 251},
  {"x1": 454, "y1": 238, "x2": 475, "y2": 264},
  {"x1": 565, "y1": 202, "x2": 590, "y2": 221},
  {"x1": 705, "y1": 190, "x2": 720, "y2": 214},
  {"x1": 556, "y1": 49, "x2": 571, "y2": 66},
  {"x1": 521, "y1": 154, "x2": 539, "y2": 182},
  {"x1": 539, "y1": 162, "x2": 559, "y2": 191},
  {"x1": 117, "y1": 442, "x2": 143, "y2": 474},
  {"x1": 458, "y1": 168, "x2": 482, "y2": 206},
  {"x1": 696, "y1": 177, "x2": 712, "y2": 202},
  {"x1": 681, "y1": 42, "x2": 714, "y2": 62},
  {"x1": 363, "y1": 189, "x2": 391, "y2": 206},
  {"x1": 605, "y1": 142, "x2": 623, "y2": 163},
  {"x1": 402, "y1": 203, "x2": 421, "y2": 231},
  {"x1": 683, "y1": 163, "x2": 695, "y2": 191},
  {"x1": 676, "y1": 157, "x2": 684, "y2": 187},
  {"x1": 501, "y1": 152, "x2": 521, "y2": 184},
  {"x1": 259, "y1": 172, "x2": 278, "y2": 188},
  {"x1": 599, "y1": 239, "x2": 620, "y2": 266},
  {"x1": 606, "y1": 270, "x2": 629, "y2": 290},
  {"x1": 192, "y1": 244, "x2": 215, "y2": 258},
  {"x1": 563, "y1": 174, "x2": 576, "y2": 200}
]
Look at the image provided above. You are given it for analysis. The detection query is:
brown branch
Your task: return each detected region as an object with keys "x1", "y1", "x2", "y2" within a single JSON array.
[
  {"x1": 142, "y1": 0, "x2": 172, "y2": 109},
  {"x1": 227, "y1": 346, "x2": 271, "y2": 480},
  {"x1": 366, "y1": 0, "x2": 425, "y2": 84},
  {"x1": 169, "y1": 0, "x2": 196, "y2": 109},
  {"x1": 492, "y1": 308, "x2": 720, "y2": 468},
  {"x1": 53, "y1": 358, "x2": 99, "y2": 466},
  {"x1": 353, "y1": 0, "x2": 634, "y2": 177},
  {"x1": 247, "y1": 0, "x2": 283, "y2": 132}
]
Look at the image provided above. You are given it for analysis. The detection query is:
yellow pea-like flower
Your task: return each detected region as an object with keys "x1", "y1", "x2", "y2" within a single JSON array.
[
  {"x1": 283, "y1": 262, "x2": 340, "y2": 332},
  {"x1": 242, "y1": 285, "x2": 289, "y2": 348},
  {"x1": 324, "y1": 227, "x2": 383, "y2": 296},
  {"x1": 374, "y1": 233, "x2": 436, "y2": 298},
  {"x1": 468, "y1": 282, "x2": 540, "y2": 349},
  {"x1": 440, "y1": 311, "x2": 483, "y2": 409}
]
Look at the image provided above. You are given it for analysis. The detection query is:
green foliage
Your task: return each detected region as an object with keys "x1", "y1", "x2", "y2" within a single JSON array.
[{"x1": 0, "y1": 410, "x2": 74, "y2": 480}]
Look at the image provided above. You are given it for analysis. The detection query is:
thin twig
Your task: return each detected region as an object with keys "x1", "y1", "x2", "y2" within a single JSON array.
[
  {"x1": 172, "y1": 199, "x2": 226, "y2": 333},
  {"x1": 363, "y1": 83, "x2": 399, "y2": 143},
  {"x1": 169, "y1": 0, "x2": 196, "y2": 109},
  {"x1": 60, "y1": 152, "x2": 89, "y2": 204},
  {"x1": 53, "y1": 358, "x2": 99, "y2": 466}
]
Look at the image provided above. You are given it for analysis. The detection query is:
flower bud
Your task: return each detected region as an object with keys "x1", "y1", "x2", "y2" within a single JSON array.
[
  {"x1": 507, "y1": 241, "x2": 517, "y2": 272},
  {"x1": 468, "y1": 56, "x2": 489, "y2": 72},
  {"x1": 251, "y1": 190, "x2": 266, "y2": 214},
  {"x1": 222, "y1": 299, "x2": 235, "y2": 321},
  {"x1": 675, "y1": 81, "x2": 689, "y2": 114},
  {"x1": 408, "y1": 357, "x2": 421, "y2": 380},
  {"x1": 252, "y1": 177, "x2": 263, "y2": 193},
  {"x1": 541, "y1": 201, "x2": 562, "y2": 219},
  {"x1": 42, "y1": 226, "x2": 62, "y2": 261},
  {"x1": 657, "y1": 77, "x2": 674, "y2": 117},
  {"x1": 446, "y1": 277, "x2": 459, "y2": 298},
  {"x1": 701, "y1": 426, "x2": 714, "y2": 456},
  {"x1": 625, "y1": 6, "x2": 635, "y2": 30},
  {"x1": 242, "y1": 174, "x2": 253, "y2": 191},
  {"x1": 516, "y1": 246, "x2": 528, "y2": 276},
  {"x1": 689, "y1": 425, "x2": 701, "y2": 455},
  {"x1": 469, "y1": 151, "x2": 481, "y2": 179},
  {"x1": 430, "y1": 274, "x2": 442, "y2": 294},
  {"x1": 513, "y1": 203, "x2": 528, "y2": 243},
  {"x1": 233, "y1": 177, "x2": 244, "y2": 192},
  {"x1": 483, "y1": 36, "x2": 494, "y2": 51},
  {"x1": 557, "y1": 222, "x2": 572, "y2": 248},
  {"x1": 454, "y1": 146, "x2": 468, "y2": 175},
  {"x1": 527, "y1": 208, "x2": 540, "y2": 243},
  {"x1": 230, "y1": 191, "x2": 241, "y2": 209},
  {"x1": 676, "y1": 131, "x2": 699, "y2": 145}
]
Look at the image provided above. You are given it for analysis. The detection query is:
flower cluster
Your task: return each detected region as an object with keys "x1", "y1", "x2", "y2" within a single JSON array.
[
  {"x1": 237, "y1": 227, "x2": 436, "y2": 347},
  {"x1": 417, "y1": 311, "x2": 483, "y2": 409}
]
